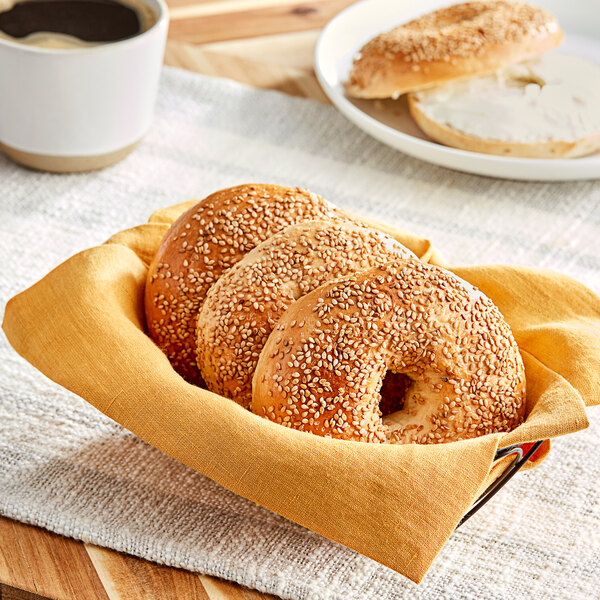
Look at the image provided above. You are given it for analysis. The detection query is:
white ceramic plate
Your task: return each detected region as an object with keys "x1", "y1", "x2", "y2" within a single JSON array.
[{"x1": 315, "y1": 0, "x2": 600, "y2": 181}]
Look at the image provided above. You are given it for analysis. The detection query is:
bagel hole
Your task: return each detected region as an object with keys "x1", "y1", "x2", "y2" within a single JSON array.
[{"x1": 379, "y1": 371, "x2": 411, "y2": 416}]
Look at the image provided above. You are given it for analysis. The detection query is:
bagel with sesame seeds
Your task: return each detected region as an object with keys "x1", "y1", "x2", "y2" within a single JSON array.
[
  {"x1": 145, "y1": 184, "x2": 350, "y2": 384},
  {"x1": 252, "y1": 260, "x2": 526, "y2": 444},
  {"x1": 196, "y1": 220, "x2": 416, "y2": 409},
  {"x1": 345, "y1": 1, "x2": 563, "y2": 99}
]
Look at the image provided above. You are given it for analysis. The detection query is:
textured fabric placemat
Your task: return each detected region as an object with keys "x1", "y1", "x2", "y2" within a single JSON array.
[{"x1": 1, "y1": 66, "x2": 599, "y2": 599}]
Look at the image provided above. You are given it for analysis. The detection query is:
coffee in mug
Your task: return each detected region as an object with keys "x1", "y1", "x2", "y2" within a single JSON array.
[
  {"x1": 0, "y1": 0, "x2": 158, "y2": 49},
  {"x1": 0, "y1": 0, "x2": 168, "y2": 172}
]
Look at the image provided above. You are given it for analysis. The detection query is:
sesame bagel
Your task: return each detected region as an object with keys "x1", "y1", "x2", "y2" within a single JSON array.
[
  {"x1": 345, "y1": 1, "x2": 563, "y2": 99},
  {"x1": 196, "y1": 221, "x2": 416, "y2": 408},
  {"x1": 145, "y1": 184, "x2": 348, "y2": 384},
  {"x1": 252, "y1": 260, "x2": 526, "y2": 444}
]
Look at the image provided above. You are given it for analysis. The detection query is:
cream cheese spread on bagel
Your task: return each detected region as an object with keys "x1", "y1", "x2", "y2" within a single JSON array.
[{"x1": 408, "y1": 53, "x2": 600, "y2": 157}]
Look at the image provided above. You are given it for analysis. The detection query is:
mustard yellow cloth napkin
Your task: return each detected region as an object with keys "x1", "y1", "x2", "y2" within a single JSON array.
[{"x1": 3, "y1": 201, "x2": 598, "y2": 583}]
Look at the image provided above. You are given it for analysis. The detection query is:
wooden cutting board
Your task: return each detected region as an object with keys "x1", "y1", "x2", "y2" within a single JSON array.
[
  {"x1": 163, "y1": 0, "x2": 352, "y2": 103},
  {"x1": 0, "y1": 516, "x2": 274, "y2": 599},
  {"x1": 0, "y1": 0, "x2": 357, "y2": 598}
]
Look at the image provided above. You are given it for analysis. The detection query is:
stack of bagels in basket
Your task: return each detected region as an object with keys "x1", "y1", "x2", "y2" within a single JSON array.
[
  {"x1": 345, "y1": 1, "x2": 600, "y2": 158},
  {"x1": 145, "y1": 184, "x2": 526, "y2": 445}
]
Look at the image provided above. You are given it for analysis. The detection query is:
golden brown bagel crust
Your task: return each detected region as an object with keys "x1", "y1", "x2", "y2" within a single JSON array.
[
  {"x1": 196, "y1": 221, "x2": 416, "y2": 408},
  {"x1": 345, "y1": 2, "x2": 563, "y2": 99},
  {"x1": 145, "y1": 184, "x2": 347, "y2": 384},
  {"x1": 407, "y1": 94, "x2": 600, "y2": 158},
  {"x1": 252, "y1": 260, "x2": 526, "y2": 444}
]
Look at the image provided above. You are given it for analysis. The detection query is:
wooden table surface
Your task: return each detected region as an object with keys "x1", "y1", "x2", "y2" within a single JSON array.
[{"x1": 0, "y1": 0, "x2": 355, "y2": 598}]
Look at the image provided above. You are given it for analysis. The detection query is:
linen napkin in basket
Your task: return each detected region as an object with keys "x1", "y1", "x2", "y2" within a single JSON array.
[{"x1": 2, "y1": 200, "x2": 598, "y2": 583}]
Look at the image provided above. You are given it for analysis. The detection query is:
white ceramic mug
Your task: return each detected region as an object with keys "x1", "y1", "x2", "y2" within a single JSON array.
[{"x1": 0, "y1": 0, "x2": 169, "y2": 172}]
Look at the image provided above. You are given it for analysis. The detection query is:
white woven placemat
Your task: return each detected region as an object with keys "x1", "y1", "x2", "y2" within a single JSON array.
[{"x1": 1, "y1": 67, "x2": 599, "y2": 600}]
